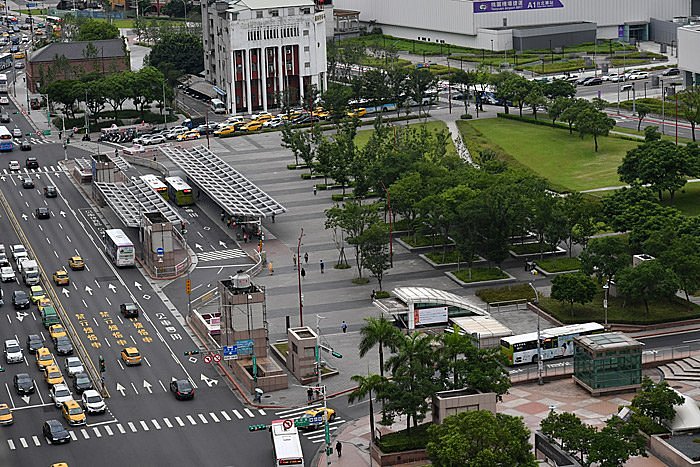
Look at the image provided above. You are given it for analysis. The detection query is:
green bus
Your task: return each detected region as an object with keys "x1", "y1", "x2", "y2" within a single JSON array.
[{"x1": 165, "y1": 176, "x2": 195, "y2": 206}]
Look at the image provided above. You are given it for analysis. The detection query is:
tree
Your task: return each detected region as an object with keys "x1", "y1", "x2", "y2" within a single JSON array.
[
  {"x1": 644, "y1": 125, "x2": 661, "y2": 142},
  {"x1": 347, "y1": 374, "x2": 388, "y2": 444},
  {"x1": 525, "y1": 84, "x2": 547, "y2": 120},
  {"x1": 358, "y1": 317, "x2": 401, "y2": 378},
  {"x1": 385, "y1": 63, "x2": 409, "y2": 118},
  {"x1": 45, "y1": 79, "x2": 82, "y2": 118},
  {"x1": 560, "y1": 192, "x2": 596, "y2": 256},
  {"x1": 321, "y1": 82, "x2": 352, "y2": 120},
  {"x1": 358, "y1": 222, "x2": 390, "y2": 290},
  {"x1": 632, "y1": 376, "x2": 684, "y2": 425},
  {"x1": 575, "y1": 106, "x2": 615, "y2": 152},
  {"x1": 548, "y1": 96, "x2": 572, "y2": 125},
  {"x1": 618, "y1": 140, "x2": 692, "y2": 201},
  {"x1": 407, "y1": 67, "x2": 435, "y2": 119},
  {"x1": 635, "y1": 102, "x2": 651, "y2": 131},
  {"x1": 588, "y1": 416, "x2": 647, "y2": 467},
  {"x1": 541, "y1": 411, "x2": 596, "y2": 464},
  {"x1": 493, "y1": 71, "x2": 530, "y2": 116},
  {"x1": 542, "y1": 79, "x2": 576, "y2": 100},
  {"x1": 362, "y1": 68, "x2": 390, "y2": 107},
  {"x1": 161, "y1": 0, "x2": 193, "y2": 18},
  {"x1": 678, "y1": 85, "x2": 700, "y2": 141},
  {"x1": 77, "y1": 19, "x2": 119, "y2": 41},
  {"x1": 389, "y1": 172, "x2": 426, "y2": 235},
  {"x1": 325, "y1": 201, "x2": 381, "y2": 279},
  {"x1": 102, "y1": 72, "x2": 132, "y2": 120},
  {"x1": 328, "y1": 120, "x2": 358, "y2": 194},
  {"x1": 147, "y1": 32, "x2": 204, "y2": 78},
  {"x1": 560, "y1": 98, "x2": 590, "y2": 134},
  {"x1": 578, "y1": 236, "x2": 629, "y2": 284},
  {"x1": 616, "y1": 260, "x2": 679, "y2": 315},
  {"x1": 550, "y1": 273, "x2": 597, "y2": 315},
  {"x1": 426, "y1": 411, "x2": 537, "y2": 467},
  {"x1": 659, "y1": 235, "x2": 700, "y2": 303}
]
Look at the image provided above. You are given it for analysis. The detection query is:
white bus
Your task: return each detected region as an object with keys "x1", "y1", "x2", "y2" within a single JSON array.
[
  {"x1": 104, "y1": 229, "x2": 135, "y2": 267},
  {"x1": 501, "y1": 322, "x2": 604, "y2": 366},
  {"x1": 210, "y1": 98, "x2": 226, "y2": 114},
  {"x1": 270, "y1": 420, "x2": 304, "y2": 466},
  {"x1": 140, "y1": 174, "x2": 169, "y2": 200},
  {"x1": 0, "y1": 72, "x2": 8, "y2": 93},
  {"x1": 0, "y1": 125, "x2": 12, "y2": 151}
]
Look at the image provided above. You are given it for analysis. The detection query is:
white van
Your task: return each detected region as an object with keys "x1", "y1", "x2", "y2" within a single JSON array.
[{"x1": 210, "y1": 99, "x2": 226, "y2": 114}]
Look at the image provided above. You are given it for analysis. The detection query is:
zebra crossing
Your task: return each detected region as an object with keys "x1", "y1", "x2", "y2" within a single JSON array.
[
  {"x1": 196, "y1": 248, "x2": 249, "y2": 262},
  {"x1": 2, "y1": 165, "x2": 64, "y2": 176},
  {"x1": 13, "y1": 137, "x2": 51, "y2": 146},
  {"x1": 274, "y1": 404, "x2": 346, "y2": 444}
]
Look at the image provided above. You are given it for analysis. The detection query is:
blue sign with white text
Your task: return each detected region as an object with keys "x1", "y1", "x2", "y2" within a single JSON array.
[{"x1": 236, "y1": 339, "x2": 254, "y2": 356}]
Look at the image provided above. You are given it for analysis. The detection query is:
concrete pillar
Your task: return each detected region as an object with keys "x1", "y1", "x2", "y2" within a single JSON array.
[
  {"x1": 229, "y1": 49, "x2": 236, "y2": 115},
  {"x1": 244, "y1": 48, "x2": 253, "y2": 115},
  {"x1": 261, "y1": 48, "x2": 268, "y2": 112}
]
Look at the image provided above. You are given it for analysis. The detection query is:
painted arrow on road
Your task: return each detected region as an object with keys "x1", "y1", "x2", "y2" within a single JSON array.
[
  {"x1": 21, "y1": 214, "x2": 27, "y2": 221},
  {"x1": 108, "y1": 284, "x2": 117, "y2": 293},
  {"x1": 21, "y1": 396, "x2": 30, "y2": 405},
  {"x1": 200, "y1": 374, "x2": 218, "y2": 387},
  {"x1": 116, "y1": 383, "x2": 126, "y2": 397},
  {"x1": 0, "y1": 176, "x2": 4, "y2": 181},
  {"x1": 218, "y1": 241, "x2": 227, "y2": 248},
  {"x1": 61, "y1": 288, "x2": 70, "y2": 298},
  {"x1": 15, "y1": 311, "x2": 28, "y2": 322},
  {"x1": 143, "y1": 380, "x2": 153, "y2": 394},
  {"x1": 134, "y1": 281, "x2": 142, "y2": 291},
  {"x1": 59, "y1": 211, "x2": 66, "y2": 217},
  {"x1": 84, "y1": 286, "x2": 93, "y2": 296},
  {"x1": 195, "y1": 243, "x2": 203, "y2": 251}
]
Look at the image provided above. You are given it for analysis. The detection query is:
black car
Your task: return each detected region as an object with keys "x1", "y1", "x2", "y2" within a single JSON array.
[
  {"x1": 35, "y1": 207, "x2": 50, "y2": 219},
  {"x1": 25, "y1": 157, "x2": 38, "y2": 169},
  {"x1": 22, "y1": 177, "x2": 34, "y2": 189},
  {"x1": 120, "y1": 302, "x2": 139, "y2": 318},
  {"x1": 44, "y1": 186, "x2": 57, "y2": 198},
  {"x1": 0, "y1": 254, "x2": 9, "y2": 267},
  {"x1": 13, "y1": 373, "x2": 35, "y2": 395},
  {"x1": 584, "y1": 77, "x2": 603, "y2": 86},
  {"x1": 26, "y1": 334, "x2": 43, "y2": 354},
  {"x1": 20, "y1": 141, "x2": 31, "y2": 151},
  {"x1": 170, "y1": 379, "x2": 195, "y2": 400},
  {"x1": 43, "y1": 419, "x2": 71, "y2": 445},
  {"x1": 73, "y1": 373, "x2": 93, "y2": 394},
  {"x1": 663, "y1": 67, "x2": 680, "y2": 76},
  {"x1": 12, "y1": 290, "x2": 29, "y2": 309},
  {"x1": 54, "y1": 336, "x2": 73, "y2": 356}
]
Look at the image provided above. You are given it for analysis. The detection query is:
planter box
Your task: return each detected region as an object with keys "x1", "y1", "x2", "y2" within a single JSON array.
[
  {"x1": 446, "y1": 268, "x2": 516, "y2": 288},
  {"x1": 419, "y1": 253, "x2": 486, "y2": 270},
  {"x1": 534, "y1": 266, "x2": 580, "y2": 277},
  {"x1": 370, "y1": 443, "x2": 430, "y2": 466},
  {"x1": 396, "y1": 237, "x2": 455, "y2": 253},
  {"x1": 509, "y1": 244, "x2": 567, "y2": 258}
]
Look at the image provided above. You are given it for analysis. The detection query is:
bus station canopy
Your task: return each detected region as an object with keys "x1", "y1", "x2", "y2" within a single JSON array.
[
  {"x1": 93, "y1": 178, "x2": 185, "y2": 228},
  {"x1": 160, "y1": 145, "x2": 286, "y2": 219}
]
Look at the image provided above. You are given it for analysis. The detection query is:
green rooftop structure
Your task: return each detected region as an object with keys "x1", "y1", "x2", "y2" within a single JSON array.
[{"x1": 573, "y1": 332, "x2": 642, "y2": 396}]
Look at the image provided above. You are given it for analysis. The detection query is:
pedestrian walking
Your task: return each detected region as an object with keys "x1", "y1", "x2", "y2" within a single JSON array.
[
  {"x1": 268, "y1": 261, "x2": 274, "y2": 275},
  {"x1": 341, "y1": 321, "x2": 347, "y2": 333},
  {"x1": 307, "y1": 387, "x2": 313, "y2": 403},
  {"x1": 293, "y1": 254, "x2": 297, "y2": 267},
  {"x1": 336, "y1": 441, "x2": 342, "y2": 458},
  {"x1": 301, "y1": 267, "x2": 306, "y2": 279},
  {"x1": 304, "y1": 252, "x2": 309, "y2": 264},
  {"x1": 271, "y1": 212, "x2": 275, "y2": 223},
  {"x1": 371, "y1": 289, "x2": 376, "y2": 300},
  {"x1": 320, "y1": 259, "x2": 324, "y2": 273},
  {"x1": 313, "y1": 185, "x2": 317, "y2": 196}
]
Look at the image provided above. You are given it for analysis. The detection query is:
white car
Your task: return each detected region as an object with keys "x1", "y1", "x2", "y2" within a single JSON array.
[
  {"x1": 608, "y1": 74, "x2": 625, "y2": 82},
  {"x1": 13, "y1": 61, "x2": 23, "y2": 69},
  {"x1": 250, "y1": 112, "x2": 272, "y2": 121},
  {"x1": 50, "y1": 384, "x2": 73, "y2": 407},
  {"x1": 629, "y1": 71, "x2": 650, "y2": 80},
  {"x1": 144, "y1": 134, "x2": 166, "y2": 145},
  {"x1": 12, "y1": 128, "x2": 21, "y2": 138},
  {"x1": 263, "y1": 118, "x2": 284, "y2": 128},
  {"x1": 0, "y1": 266, "x2": 15, "y2": 282},
  {"x1": 165, "y1": 128, "x2": 188, "y2": 140},
  {"x1": 8, "y1": 160, "x2": 19, "y2": 171},
  {"x1": 10, "y1": 244, "x2": 27, "y2": 262},
  {"x1": 4, "y1": 339, "x2": 23, "y2": 364},
  {"x1": 0, "y1": 96, "x2": 9, "y2": 105},
  {"x1": 81, "y1": 390, "x2": 106, "y2": 414},
  {"x1": 64, "y1": 357, "x2": 84, "y2": 377},
  {"x1": 225, "y1": 116, "x2": 244, "y2": 125}
]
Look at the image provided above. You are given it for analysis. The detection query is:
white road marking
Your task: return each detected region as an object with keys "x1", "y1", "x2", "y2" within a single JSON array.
[
  {"x1": 244, "y1": 408, "x2": 255, "y2": 418},
  {"x1": 32, "y1": 436, "x2": 40, "y2": 446},
  {"x1": 128, "y1": 422, "x2": 137, "y2": 433},
  {"x1": 7, "y1": 440, "x2": 14, "y2": 450},
  {"x1": 163, "y1": 417, "x2": 173, "y2": 428},
  {"x1": 186, "y1": 415, "x2": 197, "y2": 425},
  {"x1": 140, "y1": 420, "x2": 149, "y2": 431},
  {"x1": 93, "y1": 427, "x2": 102, "y2": 438},
  {"x1": 209, "y1": 412, "x2": 220, "y2": 423},
  {"x1": 175, "y1": 416, "x2": 185, "y2": 427},
  {"x1": 19, "y1": 438, "x2": 28, "y2": 448},
  {"x1": 275, "y1": 404, "x2": 322, "y2": 416},
  {"x1": 220, "y1": 410, "x2": 231, "y2": 421},
  {"x1": 69, "y1": 431, "x2": 78, "y2": 441},
  {"x1": 198, "y1": 413, "x2": 208, "y2": 424},
  {"x1": 81, "y1": 429, "x2": 90, "y2": 439},
  {"x1": 258, "y1": 409, "x2": 266, "y2": 416},
  {"x1": 117, "y1": 424, "x2": 126, "y2": 434},
  {"x1": 232, "y1": 409, "x2": 243, "y2": 419},
  {"x1": 104, "y1": 425, "x2": 113, "y2": 436},
  {"x1": 152, "y1": 419, "x2": 161, "y2": 430}
]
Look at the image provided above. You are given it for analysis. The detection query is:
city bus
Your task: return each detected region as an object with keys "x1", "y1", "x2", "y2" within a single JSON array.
[
  {"x1": 270, "y1": 420, "x2": 304, "y2": 466},
  {"x1": 0, "y1": 72, "x2": 7, "y2": 92},
  {"x1": 0, "y1": 126, "x2": 13, "y2": 151},
  {"x1": 500, "y1": 322, "x2": 604, "y2": 366},
  {"x1": 140, "y1": 174, "x2": 169, "y2": 200},
  {"x1": 165, "y1": 176, "x2": 195, "y2": 206},
  {"x1": 104, "y1": 229, "x2": 135, "y2": 267},
  {"x1": 0, "y1": 55, "x2": 11, "y2": 71},
  {"x1": 45, "y1": 16, "x2": 62, "y2": 26}
]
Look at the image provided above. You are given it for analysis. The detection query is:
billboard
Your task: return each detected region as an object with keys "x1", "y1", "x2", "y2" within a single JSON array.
[
  {"x1": 414, "y1": 306, "x2": 449, "y2": 326},
  {"x1": 473, "y1": 0, "x2": 564, "y2": 13}
]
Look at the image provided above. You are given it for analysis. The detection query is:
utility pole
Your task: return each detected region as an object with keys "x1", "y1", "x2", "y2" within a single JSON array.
[
  {"x1": 316, "y1": 315, "x2": 332, "y2": 466},
  {"x1": 528, "y1": 281, "x2": 543, "y2": 386},
  {"x1": 297, "y1": 228, "x2": 304, "y2": 326}
]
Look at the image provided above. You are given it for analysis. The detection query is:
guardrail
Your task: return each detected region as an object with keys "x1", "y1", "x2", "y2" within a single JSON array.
[
  {"x1": 486, "y1": 299, "x2": 529, "y2": 314},
  {"x1": 0, "y1": 190, "x2": 109, "y2": 397}
]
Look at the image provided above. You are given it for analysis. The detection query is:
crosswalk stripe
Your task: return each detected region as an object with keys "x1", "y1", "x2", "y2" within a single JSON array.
[
  {"x1": 7, "y1": 440, "x2": 14, "y2": 450},
  {"x1": 164, "y1": 418, "x2": 173, "y2": 428},
  {"x1": 128, "y1": 422, "x2": 137, "y2": 433},
  {"x1": 140, "y1": 421, "x2": 150, "y2": 431},
  {"x1": 152, "y1": 419, "x2": 161, "y2": 430},
  {"x1": 32, "y1": 436, "x2": 40, "y2": 447},
  {"x1": 244, "y1": 408, "x2": 255, "y2": 418},
  {"x1": 306, "y1": 426, "x2": 338, "y2": 441},
  {"x1": 276, "y1": 403, "x2": 322, "y2": 416},
  {"x1": 104, "y1": 425, "x2": 113, "y2": 436},
  {"x1": 93, "y1": 427, "x2": 102, "y2": 438},
  {"x1": 175, "y1": 416, "x2": 185, "y2": 427},
  {"x1": 81, "y1": 429, "x2": 90, "y2": 439},
  {"x1": 69, "y1": 431, "x2": 78, "y2": 441},
  {"x1": 187, "y1": 415, "x2": 197, "y2": 425},
  {"x1": 258, "y1": 409, "x2": 266, "y2": 416},
  {"x1": 232, "y1": 410, "x2": 243, "y2": 419},
  {"x1": 198, "y1": 414, "x2": 208, "y2": 424},
  {"x1": 209, "y1": 412, "x2": 220, "y2": 423},
  {"x1": 220, "y1": 410, "x2": 231, "y2": 421},
  {"x1": 19, "y1": 438, "x2": 27, "y2": 448},
  {"x1": 117, "y1": 424, "x2": 126, "y2": 434},
  {"x1": 196, "y1": 249, "x2": 248, "y2": 262}
]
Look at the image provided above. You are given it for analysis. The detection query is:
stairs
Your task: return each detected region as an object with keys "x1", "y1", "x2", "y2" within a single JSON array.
[{"x1": 659, "y1": 357, "x2": 700, "y2": 381}]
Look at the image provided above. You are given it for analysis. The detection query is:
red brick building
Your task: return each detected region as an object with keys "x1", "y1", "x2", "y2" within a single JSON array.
[{"x1": 27, "y1": 38, "x2": 130, "y2": 92}]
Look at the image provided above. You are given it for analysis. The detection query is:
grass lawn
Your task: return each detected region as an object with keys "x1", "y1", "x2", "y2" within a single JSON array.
[
  {"x1": 536, "y1": 257, "x2": 580, "y2": 273},
  {"x1": 354, "y1": 120, "x2": 456, "y2": 156},
  {"x1": 18, "y1": 8, "x2": 47, "y2": 14},
  {"x1": 376, "y1": 423, "x2": 431, "y2": 453},
  {"x1": 509, "y1": 242, "x2": 560, "y2": 255},
  {"x1": 475, "y1": 284, "x2": 535, "y2": 303},
  {"x1": 586, "y1": 181, "x2": 700, "y2": 217},
  {"x1": 462, "y1": 118, "x2": 639, "y2": 191},
  {"x1": 453, "y1": 267, "x2": 508, "y2": 283},
  {"x1": 425, "y1": 250, "x2": 478, "y2": 264},
  {"x1": 540, "y1": 292, "x2": 700, "y2": 325}
]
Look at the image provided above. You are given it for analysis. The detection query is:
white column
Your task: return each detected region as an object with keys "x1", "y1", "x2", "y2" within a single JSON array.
[
  {"x1": 244, "y1": 48, "x2": 253, "y2": 115},
  {"x1": 298, "y1": 46, "x2": 304, "y2": 105},
  {"x1": 261, "y1": 48, "x2": 268, "y2": 112},
  {"x1": 229, "y1": 50, "x2": 236, "y2": 115},
  {"x1": 277, "y1": 45, "x2": 284, "y2": 103}
]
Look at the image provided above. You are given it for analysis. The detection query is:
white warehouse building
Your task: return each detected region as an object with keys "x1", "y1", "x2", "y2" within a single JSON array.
[
  {"x1": 201, "y1": 0, "x2": 328, "y2": 114},
  {"x1": 332, "y1": 0, "x2": 694, "y2": 51}
]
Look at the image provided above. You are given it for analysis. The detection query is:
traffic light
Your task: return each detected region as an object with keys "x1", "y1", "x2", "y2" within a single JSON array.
[
  {"x1": 184, "y1": 350, "x2": 200, "y2": 356},
  {"x1": 248, "y1": 424, "x2": 267, "y2": 432},
  {"x1": 185, "y1": 279, "x2": 191, "y2": 295},
  {"x1": 99, "y1": 355, "x2": 105, "y2": 373}
]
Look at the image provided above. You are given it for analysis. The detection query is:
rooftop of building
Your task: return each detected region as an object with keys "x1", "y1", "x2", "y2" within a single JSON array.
[
  {"x1": 30, "y1": 38, "x2": 127, "y2": 63},
  {"x1": 220, "y1": 0, "x2": 315, "y2": 12},
  {"x1": 576, "y1": 332, "x2": 642, "y2": 351}
]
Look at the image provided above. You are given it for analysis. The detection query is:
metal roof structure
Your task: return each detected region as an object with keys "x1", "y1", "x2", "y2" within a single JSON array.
[
  {"x1": 93, "y1": 178, "x2": 185, "y2": 228},
  {"x1": 449, "y1": 316, "x2": 513, "y2": 339},
  {"x1": 160, "y1": 145, "x2": 285, "y2": 219},
  {"x1": 392, "y1": 287, "x2": 488, "y2": 316}
]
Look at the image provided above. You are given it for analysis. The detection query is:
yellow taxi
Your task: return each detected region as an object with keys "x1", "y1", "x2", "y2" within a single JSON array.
[
  {"x1": 347, "y1": 108, "x2": 367, "y2": 118},
  {"x1": 34, "y1": 29, "x2": 44, "y2": 36},
  {"x1": 62, "y1": 399, "x2": 86, "y2": 426},
  {"x1": 315, "y1": 110, "x2": 330, "y2": 120},
  {"x1": 213, "y1": 125, "x2": 236, "y2": 137},
  {"x1": 297, "y1": 407, "x2": 336, "y2": 431},
  {"x1": 121, "y1": 347, "x2": 142, "y2": 366},
  {"x1": 280, "y1": 112, "x2": 302, "y2": 121},
  {"x1": 38, "y1": 297, "x2": 52, "y2": 311},
  {"x1": 13, "y1": 51, "x2": 24, "y2": 60},
  {"x1": 52, "y1": 270, "x2": 69, "y2": 286},
  {"x1": 29, "y1": 285, "x2": 46, "y2": 304},
  {"x1": 241, "y1": 121, "x2": 263, "y2": 132},
  {"x1": 44, "y1": 364, "x2": 64, "y2": 386},
  {"x1": 69, "y1": 256, "x2": 85, "y2": 270},
  {"x1": 0, "y1": 403, "x2": 13, "y2": 425},
  {"x1": 176, "y1": 130, "x2": 200, "y2": 141},
  {"x1": 253, "y1": 113, "x2": 273, "y2": 123},
  {"x1": 49, "y1": 324, "x2": 67, "y2": 341},
  {"x1": 36, "y1": 347, "x2": 55, "y2": 369}
]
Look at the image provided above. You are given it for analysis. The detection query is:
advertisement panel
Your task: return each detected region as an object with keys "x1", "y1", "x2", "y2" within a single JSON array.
[
  {"x1": 414, "y1": 306, "x2": 449, "y2": 326},
  {"x1": 473, "y1": 0, "x2": 564, "y2": 13}
]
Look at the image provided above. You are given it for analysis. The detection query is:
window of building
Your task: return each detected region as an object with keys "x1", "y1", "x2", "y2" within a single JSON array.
[
  {"x1": 304, "y1": 46, "x2": 309, "y2": 52},
  {"x1": 270, "y1": 9, "x2": 278, "y2": 17},
  {"x1": 300, "y1": 7, "x2": 310, "y2": 14},
  {"x1": 305, "y1": 62, "x2": 310, "y2": 68},
  {"x1": 288, "y1": 7, "x2": 294, "y2": 15},
  {"x1": 303, "y1": 29, "x2": 309, "y2": 36},
  {"x1": 231, "y1": 13, "x2": 238, "y2": 20},
  {"x1": 256, "y1": 10, "x2": 263, "y2": 18}
]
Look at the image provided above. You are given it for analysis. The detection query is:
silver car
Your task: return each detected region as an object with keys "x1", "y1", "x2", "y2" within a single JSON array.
[
  {"x1": 50, "y1": 383, "x2": 73, "y2": 407},
  {"x1": 4, "y1": 339, "x2": 23, "y2": 363},
  {"x1": 81, "y1": 390, "x2": 106, "y2": 414},
  {"x1": 64, "y1": 357, "x2": 84, "y2": 378}
]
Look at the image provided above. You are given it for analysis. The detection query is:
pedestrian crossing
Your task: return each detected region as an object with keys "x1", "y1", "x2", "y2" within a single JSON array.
[
  {"x1": 4, "y1": 404, "x2": 346, "y2": 451},
  {"x1": 196, "y1": 248, "x2": 248, "y2": 262},
  {"x1": 12, "y1": 137, "x2": 51, "y2": 146},
  {"x1": 2, "y1": 165, "x2": 65, "y2": 176}
]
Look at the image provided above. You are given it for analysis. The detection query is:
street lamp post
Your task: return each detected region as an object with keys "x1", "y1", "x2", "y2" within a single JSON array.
[
  {"x1": 632, "y1": 82, "x2": 636, "y2": 114},
  {"x1": 603, "y1": 281, "x2": 610, "y2": 329},
  {"x1": 528, "y1": 282, "x2": 543, "y2": 386},
  {"x1": 380, "y1": 182, "x2": 393, "y2": 268},
  {"x1": 661, "y1": 79, "x2": 665, "y2": 135},
  {"x1": 297, "y1": 228, "x2": 304, "y2": 327}
]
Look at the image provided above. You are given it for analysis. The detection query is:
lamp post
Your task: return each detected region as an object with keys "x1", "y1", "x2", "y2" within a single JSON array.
[
  {"x1": 661, "y1": 79, "x2": 666, "y2": 135},
  {"x1": 528, "y1": 281, "x2": 543, "y2": 386},
  {"x1": 379, "y1": 182, "x2": 393, "y2": 268},
  {"x1": 631, "y1": 82, "x2": 636, "y2": 114},
  {"x1": 602, "y1": 281, "x2": 610, "y2": 329},
  {"x1": 297, "y1": 228, "x2": 304, "y2": 327}
]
